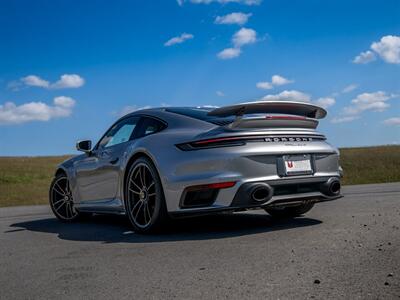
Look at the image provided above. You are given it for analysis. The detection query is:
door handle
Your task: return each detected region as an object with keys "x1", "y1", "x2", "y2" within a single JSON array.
[{"x1": 109, "y1": 158, "x2": 119, "y2": 165}]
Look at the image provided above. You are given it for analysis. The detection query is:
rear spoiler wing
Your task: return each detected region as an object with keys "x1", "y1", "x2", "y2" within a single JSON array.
[{"x1": 207, "y1": 101, "x2": 327, "y2": 119}]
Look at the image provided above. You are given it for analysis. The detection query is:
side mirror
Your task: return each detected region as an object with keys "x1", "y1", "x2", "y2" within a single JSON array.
[{"x1": 76, "y1": 140, "x2": 92, "y2": 153}]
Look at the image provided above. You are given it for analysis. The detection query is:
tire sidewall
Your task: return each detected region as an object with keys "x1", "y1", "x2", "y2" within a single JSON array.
[
  {"x1": 124, "y1": 157, "x2": 167, "y2": 233},
  {"x1": 49, "y1": 174, "x2": 79, "y2": 222}
]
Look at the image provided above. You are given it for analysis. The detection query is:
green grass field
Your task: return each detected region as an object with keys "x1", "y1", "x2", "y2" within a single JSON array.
[{"x1": 1, "y1": 146, "x2": 399, "y2": 207}]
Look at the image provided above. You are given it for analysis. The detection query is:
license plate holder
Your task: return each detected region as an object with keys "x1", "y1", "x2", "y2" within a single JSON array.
[{"x1": 282, "y1": 155, "x2": 313, "y2": 176}]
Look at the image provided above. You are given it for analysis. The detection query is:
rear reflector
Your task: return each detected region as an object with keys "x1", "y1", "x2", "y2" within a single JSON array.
[{"x1": 205, "y1": 181, "x2": 236, "y2": 189}]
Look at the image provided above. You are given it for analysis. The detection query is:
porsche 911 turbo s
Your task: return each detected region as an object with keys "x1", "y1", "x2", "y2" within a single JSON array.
[{"x1": 49, "y1": 101, "x2": 343, "y2": 233}]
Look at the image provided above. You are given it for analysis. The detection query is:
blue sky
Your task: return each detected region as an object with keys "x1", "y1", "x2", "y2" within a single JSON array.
[{"x1": 0, "y1": 0, "x2": 399, "y2": 156}]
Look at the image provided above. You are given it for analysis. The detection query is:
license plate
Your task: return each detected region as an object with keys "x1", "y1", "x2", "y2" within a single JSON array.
[{"x1": 283, "y1": 155, "x2": 313, "y2": 176}]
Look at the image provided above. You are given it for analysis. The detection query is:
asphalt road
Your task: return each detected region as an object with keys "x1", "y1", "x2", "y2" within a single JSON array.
[{"x1": 1, "y1": 183, "x2": 400, "y2": 300}]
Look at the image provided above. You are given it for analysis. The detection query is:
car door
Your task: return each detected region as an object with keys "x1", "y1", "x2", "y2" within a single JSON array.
[{"x1": 74, "y1": 116, "x2": 139, "y2": 204}]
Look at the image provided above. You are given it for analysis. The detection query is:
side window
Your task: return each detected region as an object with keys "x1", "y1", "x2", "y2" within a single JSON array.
[
  {"x1": 138, "y1": 117, "x2": 166, "y2": 137},
  {"x1": 99, "y1": 117, "x2": 139, "y2": 148}
]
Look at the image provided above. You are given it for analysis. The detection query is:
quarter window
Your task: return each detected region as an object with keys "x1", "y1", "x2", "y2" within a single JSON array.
[
  {"x1": 99, "y1": 117, "x2": 139, "y2": 148},
  {"x1": 138, "y1": 117, "x2": 166, "y2": 137}
]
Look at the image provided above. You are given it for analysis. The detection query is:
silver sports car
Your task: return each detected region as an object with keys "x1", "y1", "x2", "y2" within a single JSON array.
[{"x1": 49, "y1": 101, "x2": 342, "y2": 233}]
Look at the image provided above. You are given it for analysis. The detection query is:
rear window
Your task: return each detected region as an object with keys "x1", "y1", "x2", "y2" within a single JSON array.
[{"x1": 166, "y1": 107, "x2": 234, "y2": 125}]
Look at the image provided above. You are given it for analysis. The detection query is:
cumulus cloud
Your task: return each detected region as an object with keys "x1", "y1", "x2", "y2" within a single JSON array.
[
  {"x1": 164, "y1": 33, "x2": 194, "y2": 46},
  {"x1": 178, "y1": 0, "x2": 261, "y2": 5},
  {"x1": 315, "y1": 97, "x2": 336, "y2": 109},
  {"x1": 232, "y1": 27, "x2": 257, "y2": 47},
  {"x1": 0, "y1": 96, "x2": 76, "y2": 125},
  {"x1": 353, "y1": 50, "x2": 376, "y2": 64},
  {"x1": 217, "y1": 27, "x2": 257, "y2": 60},
  {"x1": 353, "y1": 35, "x2": 400, "y2": 64},
  {"x1": 215, "y1": 12, "x2": 252, "y2": 25},
  {"x1": 371, "y1": 35, "x2": 400, "y2": 64},
  {"x1": 21, "y1": 75, "x2": 50, "y2": 88},
  {"x1": 256, "y1": 82, "x2": 273, "y2": 89},
  {"x1": 331, "y1": 91, "x2": 397, "y2": 124},
  {"x1": 51, "y1": 74, "x2": 85, "y2": 89},
  {"x1": 16, "y1": 74, "x2": 85, "y2": 90},
  {"x1": 257, "y1": 75, "x2": 294, "y2": 90},
  {"x1": 343, "y1": 91, "x2": 394, "y2": 115},
  {"x1": 262, "y1": 90, "x2": 311, "y2": 102},
  {"x1": 217, "y1": 47, "x2": 241, "y2": 59},
  {"x1": 383, "y1": 117, "x2": 400, "y2": 126}
]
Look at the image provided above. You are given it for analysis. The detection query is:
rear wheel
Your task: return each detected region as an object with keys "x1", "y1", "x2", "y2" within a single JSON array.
[
  {"x1": 264, "y1": 202, "x2": 314, "y2": 218},
  {"x1": 125, "y1": 157, "x2": 168, "y2": 233},
  {"x1": 49, "y1": 174, "x2": 80, "y2": 222}
]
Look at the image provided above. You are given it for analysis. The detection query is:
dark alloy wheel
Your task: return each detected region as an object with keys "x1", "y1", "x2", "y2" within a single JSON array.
[
  {"x1": 125, "y1": 157, "x2": 168, "y2": 233},
  {"x1": 264, "y1": 202, "x2": 315, "y2": 218},
  {"x1": 49, "y1": 174, "x2": 79, "y2": 222}
]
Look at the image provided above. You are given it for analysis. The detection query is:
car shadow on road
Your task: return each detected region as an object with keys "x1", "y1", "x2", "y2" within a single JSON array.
[{"x1": 9, "y1": 212, "x2": 322, "y2": 244}]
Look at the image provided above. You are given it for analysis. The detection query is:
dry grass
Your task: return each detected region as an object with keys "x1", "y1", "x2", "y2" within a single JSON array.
[
  {"x1": 0, "y1": 156, "x2": 70, "y2": 207},
  {"x1": 340, "y1": 145, "x2": 400, "y2": 185},
  {"x1": 0, "y1": 145, "x2": 399, "y2": 207}
]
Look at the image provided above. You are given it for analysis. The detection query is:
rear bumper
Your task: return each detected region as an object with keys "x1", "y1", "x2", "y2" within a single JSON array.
[{"x1": 170, "y1": 176, "x2": 342, "y2": 218}]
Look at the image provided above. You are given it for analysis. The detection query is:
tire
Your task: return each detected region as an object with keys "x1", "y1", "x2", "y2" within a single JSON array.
[
  {"x1": 264, "y1": 202, "x2": 314, "y2": 218},
  {"x1": 49, "y1": 174, "x2": 80, "y2": 222},
  {"x1": 124, "y1": 157, "x2": 168, "y2": 233}
]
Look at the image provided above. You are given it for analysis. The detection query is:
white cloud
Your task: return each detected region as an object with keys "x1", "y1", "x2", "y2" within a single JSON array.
[
  {"x1": 256, "y1": 82, "x2": 273, "y2": 90},
  {"x1": 342, "y1": 84, "x2": 358, "y2": 93},
  {"x1": 271, "y1": 75, "x2": 293, "y2": 86},
  {"x1": 21, "y1": 75, "x2": 50, "y2": 88},
  {"x1": 215, "y1": 12, "x2": 252, "y2": 25},
  {"x1": 353, "y1": 50, "x2": 376, "y2": 64},
  {"x1": 216, "y1": 91, "x2": 225, "y2": 97},
  {"x1": 218, "y1": 28, "x2": 257, "y2": 60},
  {"x1": 232, "y1": 27, "x2": 257, "y2": 47},
  {"x1": 257, "y1": 75, "x2": 294, "y2": 90},
  {"x1": 180, "y1": 0, "x2": 261, "y2": 5},
  {"x1": 0, "y1": 96, "x2": 76, "y2": 125},
  {"x1": 51, "y1": 74, "x2": 85, "y2": 89},
  {"x1": 262, "y1": 90, "x2": 311, "y2": 102},
  {"x1": 217, "y1": 47, "x2": 241, "y2": 59},
  {"x1": 117, "y1": 105, "x2": 151, "y2": 117},
  {"x1": 331, "y1": 116, "x2": 360, "y2": 124},
  {"x1": 164, "y1": 33, "x2": 194, "y2": 47},
  {"x1": 343, "y1": 91, "x2": 394, "y2": 115},
  {"x1": 353, "y1": 35, "x2": 400, "y2": 64},
  {"x1": 371, "y1": 35, "x2": 400, "y2": 64},
  {"x1": 17, "y1": 74, "x2": 85, "y2": 90},
  {"x1": 315, "y1": 97, "x2": 336, "y2": 109},
  {"x1": 383, "y1": 117, "x2": 400, "y2": 126}
]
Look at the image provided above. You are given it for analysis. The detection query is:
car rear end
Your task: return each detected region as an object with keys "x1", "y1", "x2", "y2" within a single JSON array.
[{"x1": 154, "y1": 102, "x2": 342, "y2": 216}]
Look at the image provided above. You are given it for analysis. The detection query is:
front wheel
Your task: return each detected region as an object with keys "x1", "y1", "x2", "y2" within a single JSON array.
[
  {"x1": 264, "y1": 202, "x2": 314, "y2": 218},
  {"x1": 125, "y1": 157, "x2": 168, "y2": 233},
  {"x1": 49, "y1": 174, "x2": 80, "y2": 222}
]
